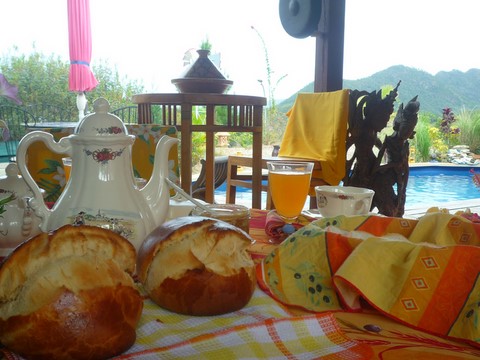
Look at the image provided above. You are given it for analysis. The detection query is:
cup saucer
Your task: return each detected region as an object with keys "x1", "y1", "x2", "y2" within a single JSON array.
[{"x1": 302, "y1": 209, "x2": 323, "y2": 218}]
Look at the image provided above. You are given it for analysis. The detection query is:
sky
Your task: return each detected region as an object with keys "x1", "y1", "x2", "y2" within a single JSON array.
[{"x1": 1, "y1": 0, "x2": 479, "y2": 101}]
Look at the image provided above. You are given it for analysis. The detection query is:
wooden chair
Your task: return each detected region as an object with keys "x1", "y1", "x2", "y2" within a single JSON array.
[
  {"x1": 26, "y1": 104, "x2": 71, "y2": 123},
  {"x1": 226, "y1": 155, "x2": 324, "y2": 209},
  {"x1": 192, "y1": 156, "x2": 229, "y2": 202},
  {"x1": 226, "y1": 90, "x2": 351, "y2": 210},
  {"x1": 112, "y1": 105, "x2": 138, "y2": 124}
]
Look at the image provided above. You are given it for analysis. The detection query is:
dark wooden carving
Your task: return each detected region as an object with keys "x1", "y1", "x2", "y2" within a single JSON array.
[{"x1": 343, "y1": 82, "x2": 420, "y2": 217}]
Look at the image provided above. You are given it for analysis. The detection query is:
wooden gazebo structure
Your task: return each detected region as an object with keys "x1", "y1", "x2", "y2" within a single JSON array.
[
  {"x1": 312, "y1": 0, "x2": 345, "y2": 92},
  {"x1": 280, "y1": 0, "x2": 346, "y2": 92}
]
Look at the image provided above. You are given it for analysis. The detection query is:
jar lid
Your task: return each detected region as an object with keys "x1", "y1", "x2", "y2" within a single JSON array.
[
  {"x1": 191, "y1": 204, "x2": 250, "y2": 219},
  {"x1": 74, "y1": 98, "x2": 128, "y2": 137}
]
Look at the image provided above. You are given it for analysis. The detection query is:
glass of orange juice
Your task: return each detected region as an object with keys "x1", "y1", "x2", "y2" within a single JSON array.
[
  {"x1": 62, "y1": 157, "x2": 72, "y2": 182},
  {"x1": 267, "y1": 161, "x2": 314, "y2": 228}
]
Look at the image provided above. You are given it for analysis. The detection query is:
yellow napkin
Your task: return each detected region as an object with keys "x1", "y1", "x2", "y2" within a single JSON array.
[{"x1": 278, "y1": 90, "x2": 350, "y2": 185}]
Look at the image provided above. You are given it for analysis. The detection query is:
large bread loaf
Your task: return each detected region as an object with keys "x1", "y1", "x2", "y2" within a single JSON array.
[
  {"x1": 137, "y1": 216, "x2": 256, "y2": 316},
  {"x1": 0, "y1": 225, "x2": 143, "y2": 360}
]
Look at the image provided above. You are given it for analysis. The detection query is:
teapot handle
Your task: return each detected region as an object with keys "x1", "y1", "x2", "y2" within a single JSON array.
[
  {"x1": 355, "y1": 198, "x2": 372, "y2": 215},
  {"x1": 16, "y1": 131, "x2": 72, "y2": 231}
]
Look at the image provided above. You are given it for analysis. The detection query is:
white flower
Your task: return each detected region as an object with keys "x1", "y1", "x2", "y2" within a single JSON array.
[
  {"x1": 52, "y1": 166, "x2": 66, "y2": 187},
  {"x1": 136, "y1": 125, "x2": 155, "y2": 143},
  {"x1": 152, "y1": 130, "x2": 165, "y2": 143}
]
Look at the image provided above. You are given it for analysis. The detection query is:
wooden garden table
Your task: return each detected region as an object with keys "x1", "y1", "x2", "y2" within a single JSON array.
[{"x1": 132, "y1": 93, "x2": 266, "y2": 206}]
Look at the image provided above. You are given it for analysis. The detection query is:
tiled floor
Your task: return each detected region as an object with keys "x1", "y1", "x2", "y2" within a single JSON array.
[{"x1": 403, "y1": 198, "x2": 480, "y2": 218}]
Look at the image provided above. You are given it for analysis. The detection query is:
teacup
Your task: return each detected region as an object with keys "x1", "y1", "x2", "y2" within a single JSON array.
[{"x1": 315, "y1": 185, "x2": 375, "y2": 217}]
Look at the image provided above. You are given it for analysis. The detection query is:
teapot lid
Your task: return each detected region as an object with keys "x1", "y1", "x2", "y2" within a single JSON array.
[{"x1": 75, "y1": 98, "x2": 128, "y2": 137}]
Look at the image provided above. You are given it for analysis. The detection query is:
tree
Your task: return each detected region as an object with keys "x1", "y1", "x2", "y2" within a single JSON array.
[
  {"x1": 251, "y1": 26, "x2": 288, "y2": 145},
  {"x1": 0, "y1": 47, "x2": 145, "y2": 119}
]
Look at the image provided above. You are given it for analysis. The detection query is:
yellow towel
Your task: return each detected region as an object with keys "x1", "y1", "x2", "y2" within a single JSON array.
[{"x1": 278, "y1": 90, "x2": 350, "y2": 185}]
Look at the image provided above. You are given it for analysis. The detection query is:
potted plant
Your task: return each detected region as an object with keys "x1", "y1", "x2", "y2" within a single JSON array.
[{"x1": 171, "y1": 38, "x2": 233, "y2": 94}]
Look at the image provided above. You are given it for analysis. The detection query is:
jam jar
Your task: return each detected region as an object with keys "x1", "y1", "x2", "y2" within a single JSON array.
[{"x1": 191, "y1": 204, "x2": 250, "y2": 233}]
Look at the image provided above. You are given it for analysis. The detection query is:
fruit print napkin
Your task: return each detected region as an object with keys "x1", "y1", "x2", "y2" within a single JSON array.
[{"x1": 257, "y1": 212, "x2": 480, "y2": 347}]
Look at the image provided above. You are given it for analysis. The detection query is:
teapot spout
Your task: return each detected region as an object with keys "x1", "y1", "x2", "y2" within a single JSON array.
[{"x1": 141, "y1": 135, "x2": 179, "y2": 226}]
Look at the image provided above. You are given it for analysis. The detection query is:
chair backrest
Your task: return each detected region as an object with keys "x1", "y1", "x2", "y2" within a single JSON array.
[
  {"x1": 278, "y1": 90, "x2": 351, "y2": 186},
  {"x1": 112, "y1": 106, "x2": 138, "y2": 124},
  {"x1": 0, "y1": 105, "x2": 36, "y2": 161},
  {"x1": 192, "y1": 156, "x2": 228, "y2": 201},
  {"x1": 26, "y1": 104, "x2": 70, "y2": 123}
]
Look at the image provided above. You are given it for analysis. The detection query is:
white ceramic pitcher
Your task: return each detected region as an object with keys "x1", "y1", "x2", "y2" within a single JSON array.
[{"x1": 16, "y1": 98, "x2": 178, "y2": 250}]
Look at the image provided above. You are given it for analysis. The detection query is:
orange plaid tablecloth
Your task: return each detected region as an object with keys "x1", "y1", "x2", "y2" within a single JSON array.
[
  {"x1": 4, "y1": 210, "x2": 480, "y2": 359},
  {"x1": 114, "y1": 288, "x2": 371, "y2": 359},
  {"x1": 1, "y1": 288, "x2": 371, "y2": 360}
]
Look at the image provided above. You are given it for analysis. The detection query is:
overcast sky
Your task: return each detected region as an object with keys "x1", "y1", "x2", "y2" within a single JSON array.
[{"x1": 1, "y1": 0, "x2": 479, "y2": 100}]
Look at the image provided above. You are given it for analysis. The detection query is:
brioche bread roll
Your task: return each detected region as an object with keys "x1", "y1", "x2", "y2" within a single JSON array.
[
  {"x1": 0, "y1": 225, "x2": 143, "y2": 360},
  {"x1": 137, "y1": 216, "x2": 256, "y2": 316}
]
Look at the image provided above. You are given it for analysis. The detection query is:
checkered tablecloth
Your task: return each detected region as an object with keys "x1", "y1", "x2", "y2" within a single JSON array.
[{"x1": 116, "y1": 288, "x2": 371, "y2": 359}]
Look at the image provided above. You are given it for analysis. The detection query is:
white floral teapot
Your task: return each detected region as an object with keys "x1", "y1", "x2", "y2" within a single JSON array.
[
  {"x1": 0, "y1": 162, "x2": 42, "y2": 257},
  {"x1": 16, "y1": 98, "x2": 178, "y2": 250}
]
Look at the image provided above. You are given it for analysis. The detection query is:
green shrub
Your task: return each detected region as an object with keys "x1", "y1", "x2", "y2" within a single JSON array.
[
  {"x1": 457, "y1": 108, "x2": 480, "y2": 154},
  {"x1": 229, "y1": 132, "x2": 252, "y2": 148},
  {"x1": 413, "y1": 118, "x2": 432, "y2": 162}
]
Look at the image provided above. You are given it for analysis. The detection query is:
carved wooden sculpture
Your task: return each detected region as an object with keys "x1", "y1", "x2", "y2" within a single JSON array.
[
  {"x1": 343, "y1": 82, "x2": 420, "y2": 217},
  {"x1": 372, "y1": 96, "x2": 420, "y2": 216}
]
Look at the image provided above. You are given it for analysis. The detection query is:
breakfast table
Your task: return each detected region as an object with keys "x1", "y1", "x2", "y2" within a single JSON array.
[
  {"x1": 2, "y1": 209, "x2": 480, "y2": 359},
  {"x1": 28, "y1": 121, "x2": 79, "y2": 129}
]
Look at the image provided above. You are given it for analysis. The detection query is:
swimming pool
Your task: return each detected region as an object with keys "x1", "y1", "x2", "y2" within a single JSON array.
[
  {"x1": 406, "y1": 165, "x2": 480, "y2": 207},
  {"x1": 215, "y1": 165, "x2": 480, "y2": 209}
]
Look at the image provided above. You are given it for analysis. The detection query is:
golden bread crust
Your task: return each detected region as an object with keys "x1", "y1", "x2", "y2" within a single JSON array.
[
  {"x1": 0, "y1": 225, "x2": 143, "y2": 360},
  {"x1": 137, "y1": 216, "x2": 256, "y2": 316}
]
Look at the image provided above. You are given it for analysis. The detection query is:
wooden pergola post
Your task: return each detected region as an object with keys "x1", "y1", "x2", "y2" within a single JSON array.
[{"x1": 314, "y1": 0, "x2": 346, "y2": 92}]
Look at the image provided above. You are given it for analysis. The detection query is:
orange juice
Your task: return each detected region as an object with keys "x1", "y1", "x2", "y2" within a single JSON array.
[
  {"x1": 62, "y1": 158, "x2": 72, "y2": 182},
  {"x1": 64, "y1": 164, "x2": 71, "y2": 182},
  {"x1": 269, "y1": 171, "x2": 311, "y2": 219}
]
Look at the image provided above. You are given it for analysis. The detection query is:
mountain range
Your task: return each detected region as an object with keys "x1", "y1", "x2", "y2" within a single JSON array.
[{"x1": 278, "y1": 65, "x2": 480, "y2": 115}]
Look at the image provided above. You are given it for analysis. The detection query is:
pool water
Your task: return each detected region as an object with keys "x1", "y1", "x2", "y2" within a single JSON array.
[
  {"x1": 406, "y1": 166, "x2": 480, "y2": 207},
  {"x1": 215, "y1": 166, "x2": 480, "y2": 209}
]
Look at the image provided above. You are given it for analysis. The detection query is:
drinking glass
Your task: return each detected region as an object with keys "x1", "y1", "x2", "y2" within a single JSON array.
[
  {"x1": 267, "y1": 161, "x2": 314, "y2": 226},
  {"x1": 62, "y1": 157, "x2": 72, "y2": 182}
]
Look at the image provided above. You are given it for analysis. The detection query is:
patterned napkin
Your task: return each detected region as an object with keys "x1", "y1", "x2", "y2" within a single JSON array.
[
  {"x1": 264, "y1": 210, "x2": 304, "y2": 242},
  {"x1": 258, "y1": 213, "x2": 480, "y2": 347}
]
